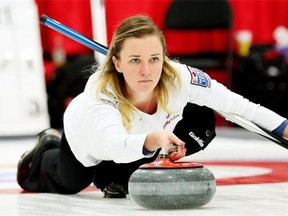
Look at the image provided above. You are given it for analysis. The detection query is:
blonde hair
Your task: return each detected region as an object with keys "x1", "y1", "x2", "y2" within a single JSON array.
[{"x1": 95, "y1": 15, "x2": 181, "y2": 130}]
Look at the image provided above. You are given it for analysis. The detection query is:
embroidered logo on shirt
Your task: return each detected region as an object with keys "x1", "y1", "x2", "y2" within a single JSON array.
[
  {"x1": 99, "y1": 98, "x2": 117, "y2": 108},
  {"x1": 187, "y1": 66, "x2": 211, "y2": 88},
  {"x1": 163, "y1": 114, "x2": 180, "y2": 129},
  {"x1": 99, "y1": 90, "x2": 118, "y2": 108}
]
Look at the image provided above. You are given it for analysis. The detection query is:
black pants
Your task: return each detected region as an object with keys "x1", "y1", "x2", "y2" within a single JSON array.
[{"x1": 23, "y1": 103, "x2": 216, "y2": 194}]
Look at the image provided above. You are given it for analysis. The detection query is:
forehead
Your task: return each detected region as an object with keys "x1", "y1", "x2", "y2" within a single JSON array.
[{"x1": 120, "y1": 35, "x2": 163, "y2": 56}]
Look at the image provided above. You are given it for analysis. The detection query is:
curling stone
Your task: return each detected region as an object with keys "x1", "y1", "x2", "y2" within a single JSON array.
[{"x1": 128, "y1": 149, "x2": 216, "y2": 209}]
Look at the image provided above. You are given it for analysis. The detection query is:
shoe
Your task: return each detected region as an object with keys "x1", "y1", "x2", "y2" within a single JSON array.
[
  {"x1": 103, "y1": 182, "x2": 127, "y2": 198},
  {"x1": 17, "y1": 128, "x2": 61, "y2": 190}
]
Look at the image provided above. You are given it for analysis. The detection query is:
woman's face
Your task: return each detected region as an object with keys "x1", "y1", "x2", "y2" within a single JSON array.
[{"x1": 112, "y1": 35, "x2": 163, "y2": 99}]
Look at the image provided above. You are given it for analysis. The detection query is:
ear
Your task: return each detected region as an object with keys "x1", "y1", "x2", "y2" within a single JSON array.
[{"x1": 112, "y1": 56, "x2": 122, "y2": 73}]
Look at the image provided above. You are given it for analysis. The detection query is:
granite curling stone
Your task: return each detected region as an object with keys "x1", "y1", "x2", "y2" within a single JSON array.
[{"x1": 128, "y1": 157, "x2": 216, "y2": 209}]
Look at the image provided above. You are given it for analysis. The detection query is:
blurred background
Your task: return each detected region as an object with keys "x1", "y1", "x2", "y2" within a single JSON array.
[{"x1": 1, "y1": 0, "x2": 288, "y2": 136}]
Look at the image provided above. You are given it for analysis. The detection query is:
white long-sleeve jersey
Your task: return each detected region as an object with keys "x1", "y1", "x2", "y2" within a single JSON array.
[{"x1": 63, "y1": 61, "x2": 286, "y2": 166}]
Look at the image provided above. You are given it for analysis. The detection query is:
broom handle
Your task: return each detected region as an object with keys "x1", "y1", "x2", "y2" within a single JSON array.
[{"x1": 40, "y1": 14, "x2": 108, "y2": 55}]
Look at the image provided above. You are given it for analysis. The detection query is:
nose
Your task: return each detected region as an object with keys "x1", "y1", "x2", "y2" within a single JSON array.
[{"x1": 140, "y1": 62, "x2": 151, "y2": 76}]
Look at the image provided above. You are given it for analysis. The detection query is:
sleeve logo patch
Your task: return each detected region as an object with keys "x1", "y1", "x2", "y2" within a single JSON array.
[{"x1": 187, "y1": 66, "x2": 211, "y2": 88}]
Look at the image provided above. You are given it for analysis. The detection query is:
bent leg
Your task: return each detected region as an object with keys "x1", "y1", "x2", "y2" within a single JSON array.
[
  {"x1": 93, "y1": 153, "x2": 159, "y2": 193},
  {"x1": 19, "y1": 131, "x2": 94, "y2": 194}
]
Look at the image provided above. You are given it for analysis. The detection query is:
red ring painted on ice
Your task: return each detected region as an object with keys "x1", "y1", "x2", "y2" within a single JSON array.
[
  {"x1": 0, "y1": 161, "x2": 288, "y2": 194},
  {"x1": 203, "y1": 161, "x2": 288, "y2": 185}
]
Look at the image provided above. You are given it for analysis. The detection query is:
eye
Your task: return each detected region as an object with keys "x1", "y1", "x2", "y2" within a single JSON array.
[
  {"x1": 150, "y1": 57, "x2": 160, "y2": 63},
  {"x1": 130, "y1": 58, "x2": 140, "y2": 64}
]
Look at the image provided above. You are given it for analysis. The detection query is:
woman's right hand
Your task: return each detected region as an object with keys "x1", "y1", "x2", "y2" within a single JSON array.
[{"x1": 144, "y1": 130, "x2": 186, "y2": 160}]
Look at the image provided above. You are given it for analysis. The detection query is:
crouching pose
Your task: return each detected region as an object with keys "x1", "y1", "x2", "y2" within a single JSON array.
[{"x1": 17, "y1": 15, "x2": 288, "y2": 198}]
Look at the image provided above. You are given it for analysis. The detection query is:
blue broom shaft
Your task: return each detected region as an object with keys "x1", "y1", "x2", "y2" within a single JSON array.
[{"x1": 40, "y1": 14, "x2": 108, "y2": 55}]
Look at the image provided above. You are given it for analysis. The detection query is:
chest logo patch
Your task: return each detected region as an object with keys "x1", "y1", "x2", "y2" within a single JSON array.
[{"x1": 187, "y1": 66, "x2": 211, "y2": 88}]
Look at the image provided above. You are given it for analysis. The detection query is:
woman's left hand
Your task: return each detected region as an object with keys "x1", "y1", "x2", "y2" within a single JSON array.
[{"x1": 283, "y1": 125, "x2": 288, "y2": 140}]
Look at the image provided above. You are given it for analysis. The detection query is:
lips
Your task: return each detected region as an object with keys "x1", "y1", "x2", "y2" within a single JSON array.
[{"x1": 139, "y1": 80, "x2": 152, "y2": 83}]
